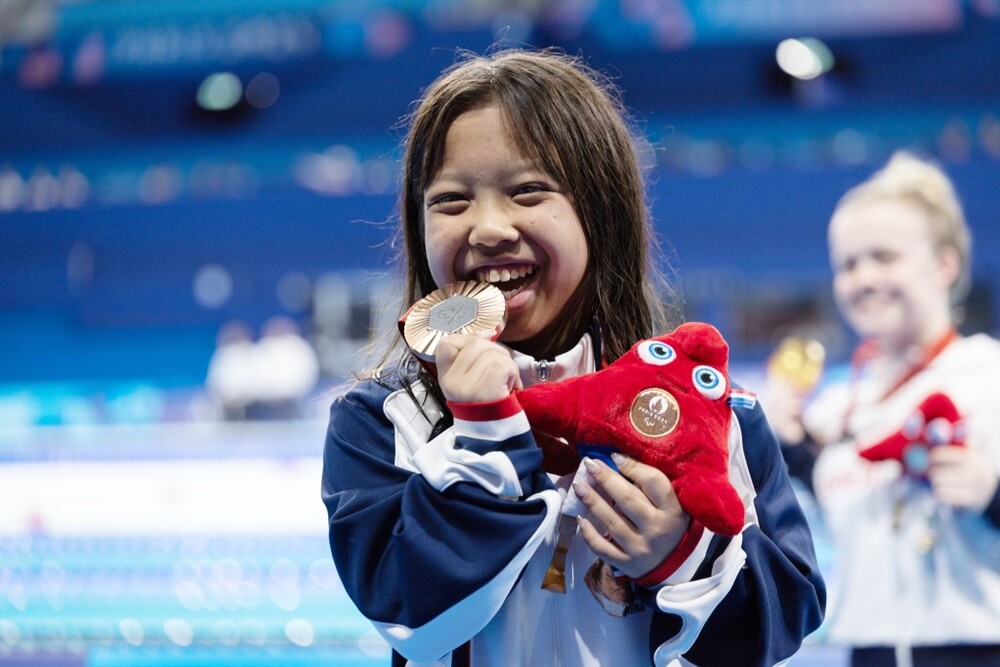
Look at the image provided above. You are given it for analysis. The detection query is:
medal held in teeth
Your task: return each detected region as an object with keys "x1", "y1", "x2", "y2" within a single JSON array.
[{"x1": 400, "y1": 280, "x2": 507, "y2": 362}]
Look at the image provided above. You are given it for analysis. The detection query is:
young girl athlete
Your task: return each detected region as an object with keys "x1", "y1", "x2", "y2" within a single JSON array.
[
  {"x1": 322, "y1": 49, "x2": 825, "y2": 667},
  {"x1": 772, "y1": 152, "x2": 1000, "y2": 666}
]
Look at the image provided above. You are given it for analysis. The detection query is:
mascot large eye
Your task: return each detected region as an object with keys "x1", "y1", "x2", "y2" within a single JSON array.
[
  {"x1": 692, "y1": 365, "x2": 726, "y2": 400},
  {"x1": 638, "y1": 341, "x2": 676, "y2": 366},
  {"x1": 925, "y1": 418, "x2": 953, "y2": 446}
]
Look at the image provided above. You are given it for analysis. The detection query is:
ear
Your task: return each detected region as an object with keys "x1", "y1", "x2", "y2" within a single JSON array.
[
  {"x1": 936, "y1": 245, "x2": 962, "y2": 293},
  {"x1": 670, "y1": 322, "x2": 729, "y2": 369}
]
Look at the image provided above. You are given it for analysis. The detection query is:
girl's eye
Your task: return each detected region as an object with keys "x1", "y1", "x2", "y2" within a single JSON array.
[
  {"x1": 427, "y1": 193, "x2": 468, "y2": 213},
  {"x1": 637, "y1": 340, "x2": 676, "y2": 366},
  {"x1": 692, "y1": 365, "x2": 726, "y2": 400},
  {"x1": 512, "y1": 185, "x2": 546, "y2": 203},
  {"x1": 428, "y1": 193, "x2": 462, "y2": 206}
]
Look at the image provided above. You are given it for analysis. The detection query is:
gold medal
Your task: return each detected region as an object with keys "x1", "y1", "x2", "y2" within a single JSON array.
[
  {"x1": 767, "y1": 336, "x2": 826, "y2": 392},
  {"x1": 400, "y1": 280, "x2": 507, "y2": 362}
]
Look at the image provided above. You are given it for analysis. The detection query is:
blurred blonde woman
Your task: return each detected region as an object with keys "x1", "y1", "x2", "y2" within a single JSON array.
[{"x1": 774, "y1": 151, "x2": 1000, "y2": 666}]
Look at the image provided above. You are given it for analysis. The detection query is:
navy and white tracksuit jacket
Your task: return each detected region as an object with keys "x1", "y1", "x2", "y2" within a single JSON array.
[{"x1": 322, "y1": 331, "x2": 825, "y2": 666}]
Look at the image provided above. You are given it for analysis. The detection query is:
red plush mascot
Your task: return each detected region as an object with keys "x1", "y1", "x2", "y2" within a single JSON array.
[
  {"x1": 516, "y1": 322, "x2": 745, "y2": 537},
  {"x1": 858, "y1": 392, "x2": 965, "y2": 480}
]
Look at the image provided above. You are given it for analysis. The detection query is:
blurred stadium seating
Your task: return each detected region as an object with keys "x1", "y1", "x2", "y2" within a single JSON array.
[{"x1": 2, "y1": 1, "x2": 999, "y2": 664}]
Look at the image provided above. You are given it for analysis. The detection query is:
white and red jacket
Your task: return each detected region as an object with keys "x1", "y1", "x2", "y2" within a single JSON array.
[{"x1": 805, "y1": 333, "x2": 1000, "y2": 649}]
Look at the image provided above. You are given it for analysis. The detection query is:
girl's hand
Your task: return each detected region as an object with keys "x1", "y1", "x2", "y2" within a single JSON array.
[
  {"x1": 573, "y1": 454, "x2": 690, "y2": 579},
  {"x1": 435, "y1": 334, "x2": 522, "y2": 403},
  {"x1": 928, "y1": 445, "x2": 999, "y2": 513}
]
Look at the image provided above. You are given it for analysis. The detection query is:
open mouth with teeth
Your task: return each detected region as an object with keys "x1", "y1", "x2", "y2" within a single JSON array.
[{"x1": 475, "y1": 265, "x2": 537, "y2": 296}]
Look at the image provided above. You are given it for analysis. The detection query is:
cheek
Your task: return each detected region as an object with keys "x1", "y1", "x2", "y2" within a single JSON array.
[
  {"x1": 423, "y1": 225, "x2": 457, "y2": 284},
  {"x1": 831, "y1": 273, "x2": 852, "y2": 301}
]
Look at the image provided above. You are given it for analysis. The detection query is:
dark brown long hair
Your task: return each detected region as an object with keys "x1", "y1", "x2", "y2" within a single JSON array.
[{"x1": 366, "y1": 48, "x2": 676, "y2": 378}]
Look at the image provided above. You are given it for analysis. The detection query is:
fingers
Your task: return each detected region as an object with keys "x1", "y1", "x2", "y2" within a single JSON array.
[
  {"x1": 576, "y1": 516, "x2": 629, "y2": 564},
  {"x1": 572, "y1": 456, "x2": 690, "y2": 578},
  {"x1": 927, "y1": 445, "x2": 970, "y2": 467},
  {"x1": 572, "y1": 460, "x2": 640, "y2": 543},
  {"x1": 611, "y1": 453, "x2": 680, "y2": 511},
  {"x1": 928, "y1": 446, "x2": 999, "y2": 512},
  {"x1": 435, "y1": 334, "x2": 519, "y2": 403}
]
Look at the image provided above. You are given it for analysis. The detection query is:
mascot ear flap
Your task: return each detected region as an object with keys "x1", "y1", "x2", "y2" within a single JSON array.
[{"x1": 670, "y1": 322, "x2": 729, "y2": 369}]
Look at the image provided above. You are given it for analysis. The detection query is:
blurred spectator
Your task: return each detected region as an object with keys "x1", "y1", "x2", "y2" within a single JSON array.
[
  {"x1": 205, "y1": 320, "x2": 256, "y2": 420},
  {"x1": 765, "y1": 151, "x2": 1000, "y2": 666},
  {"x1": 246, "y1": 315, "x2": 320, "y2": 420},
  {"x1": 205, "y1": 317, "x2": 319, "y2": 420}
]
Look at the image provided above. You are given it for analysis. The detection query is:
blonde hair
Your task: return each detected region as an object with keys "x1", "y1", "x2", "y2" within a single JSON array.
[{"x1": 834, "y1": 150, "x2": 972, "y2": 304}]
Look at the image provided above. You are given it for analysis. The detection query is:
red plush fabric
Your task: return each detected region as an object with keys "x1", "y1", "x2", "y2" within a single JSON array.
[
  {"x1": 517, "y1": 322, "x2": 744, "y2": 536},
  {"x1": 858, "y1": 391, "x2": 965, "y2": 479}
]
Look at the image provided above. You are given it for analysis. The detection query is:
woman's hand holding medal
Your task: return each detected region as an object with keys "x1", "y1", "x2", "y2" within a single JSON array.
[
  {"x1": 436, "y1": 334, "x2": 522, "y2": 403},
  {"x1": 400, "y1": 280, "x2": 515, "y2": 403}
]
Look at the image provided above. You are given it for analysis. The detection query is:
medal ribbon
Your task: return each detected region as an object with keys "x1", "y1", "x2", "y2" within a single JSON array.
[{"x1": 840, "y1": 327, "x2": 958, "y2": 440}]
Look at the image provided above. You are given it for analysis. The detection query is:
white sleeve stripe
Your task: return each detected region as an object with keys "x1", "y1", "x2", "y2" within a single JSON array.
[
  {"x1": 652, "y1": 534, "x2": 747, "y2": 667},
  {"x1": 411, "y1": 430, "x2": 525, "y2": 499},
  {"x1": 664, "y1": 525, "x2": 717, "y2": 586},
  {"x1": 453, "y1": 411, "x2": 531, "y2": 442}
]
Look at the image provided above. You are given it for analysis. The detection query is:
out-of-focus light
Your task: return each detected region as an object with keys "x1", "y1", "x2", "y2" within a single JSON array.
[
  {"x1": 27, "y1": 167, "x2": 59, "y2": 212},
  {"x1": 359, "y1": 629, "x2": 391, "y2": 657},
  {"x1": 245, "y1": 72, "x2": 280, "y2": 108},
  {"x1": 938, "y1": 118, "x2": 972, "y2": 162},
  {"x1": 118, "y1": 619, "x2": 143, "y2": 646},
  {"x1": 67, "y1": 241, "x2": 95, "y2": 288},
  {"x1": 308, "y1": 558, "x2": 340, "y2": 590},
  {"x1": 362, "y1": 158, "x2": 396, "y2": 194},
  {"x1": 276, "y1": 272, "x2": 312, "y2": 313},
  {"x1": 0, "y1": 620, "x2": 20, "y2": 646},
  {"x1": 72, "y1": 32, "x2": 106, "y2": 85},
  {"x1": 0, "y1": 167, "x2": 26, "y2": 212},
  {"x1": 138, "y1": 164, "x2": 182, "y2": 204},
  {"x1": 239, "y1": 620, "x2": 267, "y2": 647},
  {"x1": 738, "y1": 139, "x2": 776, "y2": 171},
  {"x1": 193, "y1": 264, "x2": 233, "y2": 310},
  {"x1": 284, "y1": 619, "x2": 314, "y2": 647},
  {"x1": 832, "y1": 129, "x2": 869, "y2": 165},
  {"x1": 269, "y1": 558, "x2": 300, "y2": 587},
  {"x1": 18, "y1": 48, "x2": 63, "y2": 88},
  {"x1": 213, "y1": 619, "x2": 240, "y2": 647},
  {"x1": 776, "y1": 38, "x2": 834, "y2": 80},
  {"x1": 294, "y1": 146, "x2": 362, "y2": 196},
  {"x1": 971, "y1": 0, "x2": 1000, "y2": 18},
  {"x1": 197, "y1": 72, "x2": 243, "y2": 111},
  {"x1": 58, "y1": 165, "x2": 90, "y2": 208},
  {"x1": 163, "y1": 619, "x2": 194, "y2": 647},
  {"x1": 174, "y1": 580, "x2": 204, "y2": 611},
  {"x1": 686, "y1": 140, "x2": 728, "y2": 177},
  {"x1": 979, "y1": 113, "x2": 1000, "y2": 158}
]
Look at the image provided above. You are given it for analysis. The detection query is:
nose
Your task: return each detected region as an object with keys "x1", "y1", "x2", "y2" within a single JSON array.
[
  {"x1": 851, "y1": 257, "x2": 878, "y2": 283},
  {"x1": 842, "y1": 257, "x2": 883, "y2": 295},
  {"x1": 468, "y1": 200, "x2": 519, "y2": 249}
]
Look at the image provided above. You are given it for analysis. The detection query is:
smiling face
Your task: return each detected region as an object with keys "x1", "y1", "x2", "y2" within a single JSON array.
[
  {"x1": 422, "y1": 105, "x2": 590, "y2": 356},
  {"x1": 828, "y1": 198, "x2": 957, "y2": 352}
]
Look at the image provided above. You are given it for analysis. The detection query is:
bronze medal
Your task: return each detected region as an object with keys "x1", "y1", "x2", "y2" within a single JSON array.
[{"x1": 400, "y1": 280, "x2": 507, "y2": 362}]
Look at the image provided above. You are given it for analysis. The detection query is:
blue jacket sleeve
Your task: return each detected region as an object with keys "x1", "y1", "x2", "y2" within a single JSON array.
[
  {"x1": 650, "y1": 401, "x2": 827, "y2": 666},
  {"x1": 321, "y1": 377, "x2": 560, "y2": 662}
]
